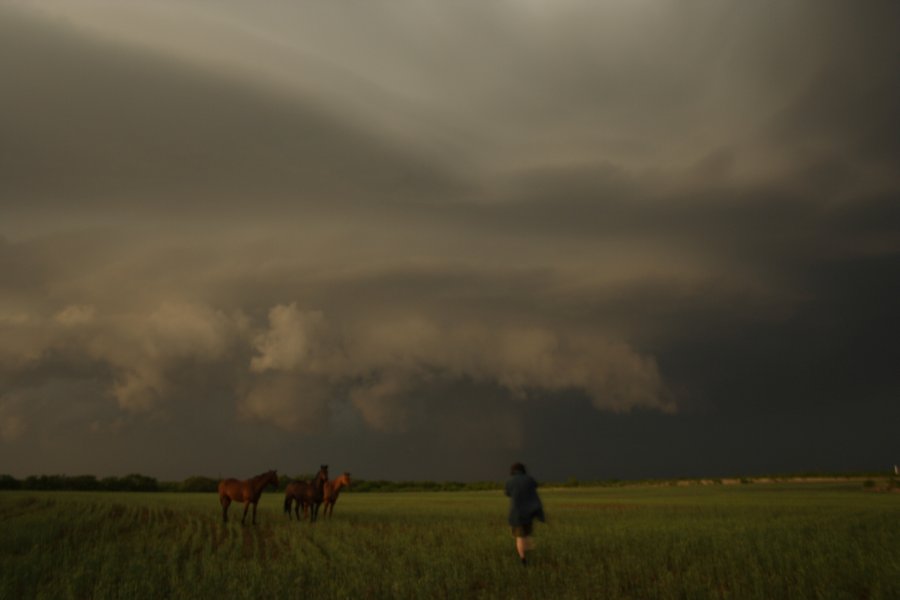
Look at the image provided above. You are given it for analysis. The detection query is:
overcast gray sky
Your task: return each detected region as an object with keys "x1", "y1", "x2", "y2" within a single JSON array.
[{"x1": 1, "y1": 0, "x2": 898, "y2": 481}]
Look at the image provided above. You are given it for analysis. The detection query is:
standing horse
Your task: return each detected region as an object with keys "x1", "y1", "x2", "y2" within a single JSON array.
[
  {"x1": 283, "y1": 465, "x2": 329, "y2": 522},
  {"x1": 322, "y1": 472, "x2": 351, "y2": 519},
  {"x1": 218, "y1": 469, "x2": 279, "y2": 525}
]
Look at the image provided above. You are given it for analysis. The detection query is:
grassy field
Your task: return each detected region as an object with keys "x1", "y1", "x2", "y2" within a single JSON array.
[{"x1": 1, "y1": 482, "x2": 898, "y2": 599}]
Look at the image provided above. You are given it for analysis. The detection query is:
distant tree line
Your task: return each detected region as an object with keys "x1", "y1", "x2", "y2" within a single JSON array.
[
  {"x1": 0, "y1": 473, "x2": 160, "y2": 492},
  {"x1": 0, "y1": 473, "x2": 506, "y2": 493},
  {"x1": 348, "y1": 480, "x2": 502, "y2": 492},
  {"x1": 1, "y1": 471, "x2": 890, "y2": 493}
]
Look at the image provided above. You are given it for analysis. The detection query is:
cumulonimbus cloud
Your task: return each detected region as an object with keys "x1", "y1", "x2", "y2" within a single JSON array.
[
  {"x1": 0, "y1": 302, "x2": 239, "y2": 413},
  {"x1": 243, "y1": 303, "x2": 674, "y2": 432},
  {"x1": 0, "y1": 300, "x2": 673, "y2": 437}
]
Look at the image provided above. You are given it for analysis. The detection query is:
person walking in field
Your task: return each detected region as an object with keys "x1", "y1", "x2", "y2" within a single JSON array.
[{"x1": 505, "y1": 462, "x2": 545, "y2": 567}]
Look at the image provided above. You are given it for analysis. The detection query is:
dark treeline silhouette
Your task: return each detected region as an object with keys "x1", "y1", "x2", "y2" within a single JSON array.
[
  {"x1": 0, "y1": 473, "x2": 505, "y2": 493},
  {"x1": 0, "y1": 473, "x2": 159, "y2": 492},
  {"x1": 1, "y1": 471, "x2": 889, "y2": 493},
  {"x1": 351, "y1": 480, "x2": 502, "y2": 492}
]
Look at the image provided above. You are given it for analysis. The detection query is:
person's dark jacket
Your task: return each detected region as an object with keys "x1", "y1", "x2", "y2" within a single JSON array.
[{"x1": 505, "y1": 472, "x2": 545, "y2": 527}]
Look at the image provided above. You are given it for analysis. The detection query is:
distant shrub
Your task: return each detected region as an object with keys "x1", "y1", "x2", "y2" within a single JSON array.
[
  {"x1": 740, "y1": 478, "x2": 753, "y2": 484},
  {"x1": 67, "y1": 475, "x2": 101, "y2": 491},
  {"x1": 0, "y1": 474, "x2": 20, "y2": 490},
  {"x1": 99, "y1": 474, "x2": 159, "y2": 492},
  {"x1": 180, "y1": 476, "x2": 219, "y2": 493},
  {"x1": 24, "y1": 475, "x2": 70, "y2": 490},
  {"x1": 863, "y1": 480, "x2": 877, "y2": 489}
]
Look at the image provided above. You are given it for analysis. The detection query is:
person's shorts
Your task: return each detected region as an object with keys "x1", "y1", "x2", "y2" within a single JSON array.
[{"x1": 511, "y1": 522, "x2": 533, "y2": 537}]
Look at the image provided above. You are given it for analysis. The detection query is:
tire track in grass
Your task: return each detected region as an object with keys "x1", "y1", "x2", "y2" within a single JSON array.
[
  {"x1": 248, "y1": 520, "x2": 277, "y2": 560},
  {"x1": 202, "y1": 513, "x2": 230, "y2": 554},
  {"x1": 275, "y1": 521, "x2": 340, "y2": 596},
  {"x1": 301, "y1": 526, "x2": 333, "y2": 561},
  {"x1": 189, "y1": 511, "x2": 224, "y2": 581},
  {"x1": 240, "y1": 523, "x2": 257, "y2": 558},
  {"x1": 171, "y1": 510, "x2": 199, "y2": 577}
]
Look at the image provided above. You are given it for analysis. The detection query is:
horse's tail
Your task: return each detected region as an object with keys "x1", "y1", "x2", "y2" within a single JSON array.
[{"x1": 283, "y1": 492, "x2": 292, "y2": 514}]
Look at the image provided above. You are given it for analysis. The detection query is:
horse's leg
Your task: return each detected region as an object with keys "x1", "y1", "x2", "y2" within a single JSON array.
[
  {"x1": 220, "y1": 496, "x2": 231, "y2": 523},
  {"x1": 241, "y1": 500, "x2": 250, "y2": 525},
  {"x1": 294, "y1": 500, "x2": 301, "y2": 521}
]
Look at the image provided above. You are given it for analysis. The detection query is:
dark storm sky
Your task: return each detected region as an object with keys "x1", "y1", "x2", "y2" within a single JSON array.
[{"x1": 1, "y1": 0, "x2": 898, "y2": 481}]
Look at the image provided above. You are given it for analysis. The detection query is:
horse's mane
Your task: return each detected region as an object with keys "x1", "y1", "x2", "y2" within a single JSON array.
[{"x1": 251, "y1": 470, "x2": 277, "y2": 492}]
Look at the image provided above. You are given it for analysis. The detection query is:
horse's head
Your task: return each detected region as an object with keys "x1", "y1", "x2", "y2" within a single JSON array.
[
  {"x1": 340, "y1": 472, "x2": 351, "y2": 488},
  {"x1": 268, "y1": 470, "x2": 279, "y2": 489}
]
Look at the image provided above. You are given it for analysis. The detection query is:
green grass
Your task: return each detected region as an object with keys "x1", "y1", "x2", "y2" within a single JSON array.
[{"x1": 1, "y1": 483, "x2": 898, "y2": 599}]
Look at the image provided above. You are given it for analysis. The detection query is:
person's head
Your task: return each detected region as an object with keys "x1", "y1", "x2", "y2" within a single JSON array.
[{"x1": 510, "y1": 462, "x2": 527, "y2": 475}]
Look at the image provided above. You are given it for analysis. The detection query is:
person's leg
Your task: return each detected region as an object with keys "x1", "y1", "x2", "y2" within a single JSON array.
[
  {"x1": 516, "y1": 536, "x2": 533, "y2": 565},
  {"x1": 512, "y1": 523, "x2": 534, "y2": 565},
  {"x1": 516, "y1": 536, "x2": 527, "y2": 559}
]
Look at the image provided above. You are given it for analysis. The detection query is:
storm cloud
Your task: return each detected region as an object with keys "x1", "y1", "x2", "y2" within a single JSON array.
[{"x1": 1, "y1": 1, "x2": 898, "y2": 481}]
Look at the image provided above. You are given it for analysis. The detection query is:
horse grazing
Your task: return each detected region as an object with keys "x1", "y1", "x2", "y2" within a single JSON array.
[
  {"x1": 218, "y1": 469, "x2": 279, "y2": 525},
  {"x1": 283, "y1": 465, "x2": 328, "y2": 523},
  {"x1": 323, "y1": 472, "x2": 351, "y2": 519}
]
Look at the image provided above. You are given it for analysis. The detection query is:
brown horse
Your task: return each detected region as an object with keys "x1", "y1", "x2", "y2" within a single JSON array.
[
  {"x1": 322, "y1": 472, "x2": 351, "y2": 518},
  {"x1": 283, "y1": 464, "x2": 328, "y2": 522},
  {"x1": 218, "y1": 469, "x2": 279, "y2": 525}
]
